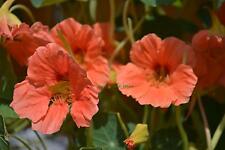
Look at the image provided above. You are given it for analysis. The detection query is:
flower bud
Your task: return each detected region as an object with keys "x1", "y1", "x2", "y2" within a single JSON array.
[{"x1": 124, "y1": 124, "x2": 149, "y2": 150}]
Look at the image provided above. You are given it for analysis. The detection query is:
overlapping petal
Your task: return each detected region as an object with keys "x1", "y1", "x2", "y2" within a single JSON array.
[
  {"x1": 10, "y1": 79, "x2": 50, "y2": 122},
  {"x1": 32, "y1": 100, "x2": 69, "y2": 134}
]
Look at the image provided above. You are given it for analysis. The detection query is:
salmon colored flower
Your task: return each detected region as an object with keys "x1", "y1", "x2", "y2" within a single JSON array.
[
  {"x1": 10, "y1": 43, "x2": 99, "y2": 134},
  {"x1": 117, "y1": 34, "x2": 197, "y2": 107},
  {"x1": 192, "y1": 30, "x2": 225, "y2": 88},
  {"x1": 4, "y1": 22, "x2": 52, "y2": 66},
  {"x1": 51, "y1": 18, "x2": 109, "y2": 89}
]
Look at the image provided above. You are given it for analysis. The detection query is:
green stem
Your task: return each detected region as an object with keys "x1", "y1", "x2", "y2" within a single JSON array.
[
  {"x1": 109, "y1": 0, "x2": 115, "y2": 41},
  {"x1": 86, "y1": 123, "x2": 93, "y2": 147},
  {"x1": 211, "y1": 113, "x2": 225, "y2": 149},
  {"x1": 34, "y1": 131, "x2": 47, "y2": 150},
  {"x1": 150, "y1": 108, "x2": 156, "y2": 131},
  {"x1": 175, "y1": 107, "x2": 189, "y2": 150},
  {"x1": 197, "y1": 93, "x2": 212, "y2": 150},
  {"x1": 142, "y1": 105, "x2": 149, "y2": 124},
  {"x1": 10, "y1": 4, "x2": 35, "y2": 23},
  {"x1": 116, "y1": 112, "x2": 129, "y2": 137},
  {"x1": 11, "y1": 135, "x2": 32, "y2": 150},
  {"x1": 109, "y1": 15, "x2": 145, "y2": 65},
  {"x1": 123, "y1": 0, "x2": 133, "y2": 44}
]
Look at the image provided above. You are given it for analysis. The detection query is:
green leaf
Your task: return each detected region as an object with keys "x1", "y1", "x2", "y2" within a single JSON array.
[
  {"x1": 30, "y1": 0, "x2": 67, "y2": 8},
  {"x1": 0, "y1": 47, "x2": 17, "y2": 101},
  {"x1": 92, "y1": 113, "x2": 125, "y2": 150},
  {"x1": 0, "y1": 104, "x2": 18, "y2": 119},
  {"x1": 0, "y1": 116, "x2": 9, "y2": 150},
  {"x1": 140, "y1": 0, "x2": 177, "y2": 7}
]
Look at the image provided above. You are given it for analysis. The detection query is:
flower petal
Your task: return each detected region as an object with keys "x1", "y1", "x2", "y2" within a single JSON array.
[
  {"x1": 75, "y1": 25, "x2": 104, "y2": 58},
  {"x1": 160, "y1": 37, "x2": 193, "y2": 71},
  {"x1": 86, "y1": 56, "x2": 109, "y2": 89},
  {"x1": 32, "y1": 100, "x2": 69, "y2": 134},
  {"x1": 93, "y1": 23, "x2": 115, "y2": 57},
  {"x1": 130, "y1": 34, "x2": 162, "y2": 69},
  {"x1": 27, "y1": 43, "x2": 70, "y2": 87},
  {"x1": 51, "y1": 18, "x2": 82, "y2": 49},
  {"x1": 10, "y1": 79, "x2": 50, "y2": 122},
  {"x1": 71, "y1": 85, "x2": 99, "y2": 127},
  {"x1": 117, "y1": 63, "x2": 150, "y2": 100},
  {"x1": 170, "y1": 64, "x2": 198, "y2": 105}
]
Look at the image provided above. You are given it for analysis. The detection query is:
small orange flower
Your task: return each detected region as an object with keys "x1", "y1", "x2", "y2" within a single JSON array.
[
  {"x1": 117, "y1": 34, "x2": 197, "y2": 107},
  {"x1": 4, "y1": 22, "x2": 53, "y2": 66},
  {"x1": 51, "y1": 18, "x2": 110, "y2": 89},
  {"x1": 10, "y1": 43, "x2": 99, "y2": 134}
]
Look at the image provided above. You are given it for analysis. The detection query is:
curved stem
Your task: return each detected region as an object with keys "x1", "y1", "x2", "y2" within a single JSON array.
[
  {"x1": 11, "y1": 135, "x2": 32, "y2": 150},
  {"x1": 117, "y1": 112, "x2": 129, "y2": 137},
  {"x1": 197, "y1": 93, "x2": 212, "y2": 150},
  {"x1": 123, "y1": 0, "x2": 134, "y2": 44},
  {"x1": 10, "y1": 4, "x2": 35, "y2": 23},
  {"x1": 109, "y1": 0, "x2": 115, "y2": 41},
  {"x1": 34, "y1": 131, "x2": 47, "y2": 150},
  {"x1": 211, "y1": 113, "x2": 225, "y2": 149},
  {"x1": 109, "y1": 15, "x2": 145, "y2": 65},
  {"x1": 175, "y1": 107, "x2": 189, "y2": 150},
  {"x1": 142, "y1": 105, "x2": 149, "y2": 124},
  {"x1": 86, "y1": 122, "x2": 93, "y2": 147}
]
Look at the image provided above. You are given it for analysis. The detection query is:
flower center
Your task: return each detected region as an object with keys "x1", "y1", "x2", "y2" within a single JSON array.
[
  {"x1": 73, "y1": 48, "x2": 84, "y2": 64},
  {"x1": 154, "y1": 65, "x2": 169, "y2": 82},
  {"x1": 48, "y1": 81, "x2": 72, "y2": 105}
]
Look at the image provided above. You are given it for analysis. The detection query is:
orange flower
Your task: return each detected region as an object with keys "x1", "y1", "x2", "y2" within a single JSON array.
[
  {"x1": 4, "y1": 22, "x2": 53, "y2": 66},
  {"x1": 51, "y1": 18, "x2": 109, "y2": 89},
  {"x1": 10, "y1": 43, "x2": 99, "y2": 134},
  {"x1": 117, "y1": 34, "x2": 197, "y2": 107},
  {"x1": 192, "y1": 30, "x2": 225, "y2": 88}
]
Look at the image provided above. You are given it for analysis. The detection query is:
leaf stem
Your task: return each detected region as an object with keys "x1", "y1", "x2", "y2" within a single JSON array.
[
  {"x1": 123, "y1": 0, "x2": 134, "y2": 44},
  {"x1": 109, "y1": 15, "x2": 145, "y2": 65},
  {"x1": 34, "y1": 131, "x2": 47, "y2": 150},
  {"x1": 116, "y1": 112, "x2": 129, "y2": 137},
  {"x1": 197, "y1": 93, "x2": 212, "y2": 150},
  {"x1": 211, "y1": 113, "x2": 225, "y2": 149},
  {"x1": 86, "y1": 122, "x2": 93, "y2": 147},
  {"x1": 11, "y1": 135, "x2": 32, "y2": 150},
  {"x1": 142, "y1": 105, "x2": 149, "y2": 124},
  {"x1": 109, "y1": 0, "x2": 115, "y2": 41},
  {"x1": 10, "y1": 4, "x2": 35, "y2": 23},
  {"x1": 175, "y1": 107, "x2": 189, "y2": 150}
]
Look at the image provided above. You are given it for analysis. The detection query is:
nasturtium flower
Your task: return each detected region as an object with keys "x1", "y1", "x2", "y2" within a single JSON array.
[
  {"x1": 10, "y1": 43, "x2": 99, "y2": 134},
  {"x1": 4, "y1": 22, "x2": 53, "y2": 66},
  {"x1": 192, "y1": 30, "x2": 225, "y2": 88},
  {"x1": 51, "y1": 18, "x2": 109, "y2": 89},
  {"x1": 117, "y1": 34, "x2": 197, "y2": 108}
]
